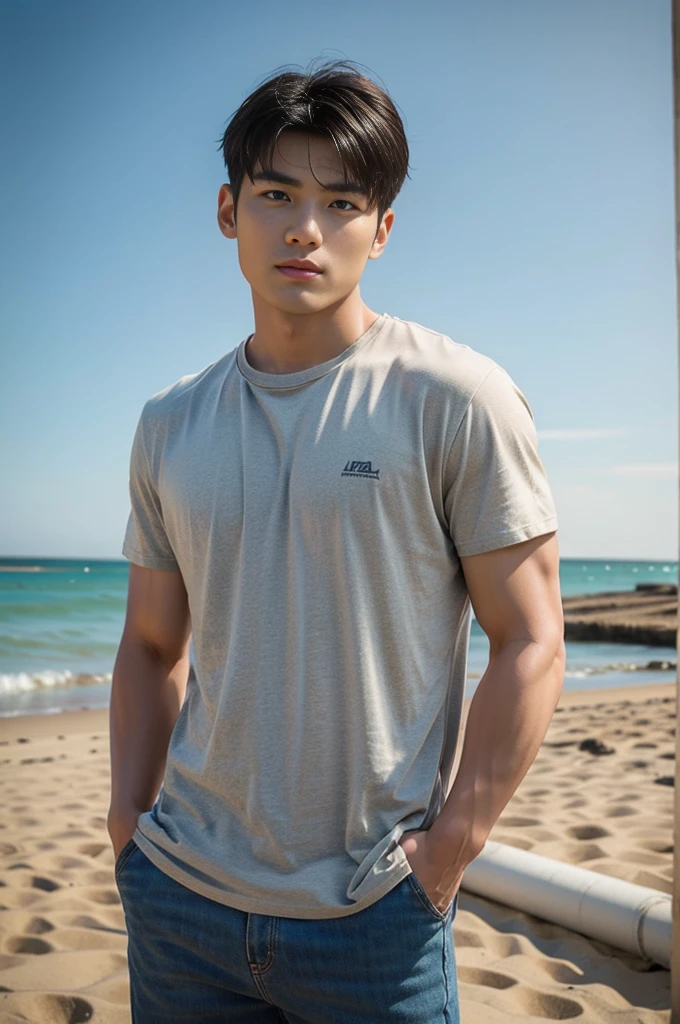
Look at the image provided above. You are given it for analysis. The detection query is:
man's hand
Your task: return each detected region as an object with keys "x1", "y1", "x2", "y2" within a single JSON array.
[{"x1": 398, "y1": 828, "x2": 471, "y2": 915}]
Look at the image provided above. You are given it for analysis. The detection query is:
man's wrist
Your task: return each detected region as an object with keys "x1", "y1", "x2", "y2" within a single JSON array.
[
  {"x1": 427, "y1": 815, "x2": 486, "y2": 869},
  {"x1": 107, "y1": 805, "x2": 143, "y2": 841}
]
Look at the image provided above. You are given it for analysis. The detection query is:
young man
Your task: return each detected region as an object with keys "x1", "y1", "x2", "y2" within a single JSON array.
[{"x1": 109, "y1": 59, "x2": 565, "y2": 1023}]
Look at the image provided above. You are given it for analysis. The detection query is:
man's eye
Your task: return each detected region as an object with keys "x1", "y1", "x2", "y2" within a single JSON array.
[{"x1": 261, "y1": 191, "x2": 356, "y2": 211}]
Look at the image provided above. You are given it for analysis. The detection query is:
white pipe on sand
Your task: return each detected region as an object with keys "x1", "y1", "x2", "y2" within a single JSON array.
[{"x1": 462, "y1": 840, "x2": 671, "y2": 969}]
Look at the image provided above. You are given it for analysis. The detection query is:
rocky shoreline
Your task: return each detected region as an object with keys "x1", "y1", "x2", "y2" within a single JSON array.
[{"x1": 562, "y1": 583, "x2": 677, "y2": 647}]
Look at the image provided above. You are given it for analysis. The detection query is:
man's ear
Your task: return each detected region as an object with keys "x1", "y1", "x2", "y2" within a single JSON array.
[
  {"x1": 368, "y1": 208, "x2": 395, "y2": 260},
  {"x1": 217, "y1": 184, "x2": 237, "y2": 239}
]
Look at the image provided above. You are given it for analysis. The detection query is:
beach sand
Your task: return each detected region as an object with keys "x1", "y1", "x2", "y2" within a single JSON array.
[{"x1": 0, "y1": 681, "x2": 675, "y2": 1023}]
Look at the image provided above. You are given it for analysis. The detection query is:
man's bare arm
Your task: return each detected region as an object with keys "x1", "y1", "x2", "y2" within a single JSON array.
[
  {"x1": 107, "y1": 563, "x2": 191, "y2": 858},
  {"x1": 429, "y1": 531, "x2": 566, "y2": 864}
]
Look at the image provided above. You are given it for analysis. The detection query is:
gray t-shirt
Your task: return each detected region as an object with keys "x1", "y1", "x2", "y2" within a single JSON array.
[{"x1": 122, "y1": 311, "x2": 558, "y2": 919}]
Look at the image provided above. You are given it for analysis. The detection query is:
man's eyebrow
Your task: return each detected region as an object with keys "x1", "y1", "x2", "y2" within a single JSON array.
[{"x1": 251, "y1": 170, "x2": 366, "y2": 195}]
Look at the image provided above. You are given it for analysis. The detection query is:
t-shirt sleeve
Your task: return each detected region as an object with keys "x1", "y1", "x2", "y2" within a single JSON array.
[
  {"x1": 121, "y1": 405, "x2": 180, "y2": 572},
  {"x1": 444, "y1": 366, "x2": 558, "y2": 557}
]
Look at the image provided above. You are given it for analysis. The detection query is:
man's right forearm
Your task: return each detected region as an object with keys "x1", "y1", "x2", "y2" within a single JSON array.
[{"x1": 108, "y1": 638, "x2": 189, "y2": 849}]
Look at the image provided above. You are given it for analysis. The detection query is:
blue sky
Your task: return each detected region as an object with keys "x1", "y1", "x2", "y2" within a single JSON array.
[{"x1": 1, "y1": 0, "x2": 677, "y2": 561}]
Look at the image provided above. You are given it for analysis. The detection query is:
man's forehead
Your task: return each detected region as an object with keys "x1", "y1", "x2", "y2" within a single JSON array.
[
  {"x1": 252, "y1": 155, "x2": 347, "y2": 181},
  {"x1": 253, "y1": 132, "x2": 355, "y2": 186}
]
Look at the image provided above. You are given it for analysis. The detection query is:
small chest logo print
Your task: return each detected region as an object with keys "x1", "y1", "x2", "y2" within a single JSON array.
[{"x1": 342, "y1": 460, "x2": 380, "y2": 480}]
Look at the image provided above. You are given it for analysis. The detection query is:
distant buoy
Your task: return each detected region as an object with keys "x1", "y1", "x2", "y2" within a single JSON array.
[{"x1": 84, "y1": 567, "x2": 90, "y2": 573}]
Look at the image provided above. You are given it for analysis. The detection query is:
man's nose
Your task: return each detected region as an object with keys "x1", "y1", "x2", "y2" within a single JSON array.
[{"x1": 284, "y1": 206, "x2": 323, "y2": 246}]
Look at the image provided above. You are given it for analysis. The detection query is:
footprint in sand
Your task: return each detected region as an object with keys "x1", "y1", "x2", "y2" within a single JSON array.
[
  {"x1": 77, "y1": 842, "x2": 108, "y2": 858},
  {"x1": 562, "y1": 842, "x2": 607, "y2": 864},
  {"x1": 566, "y1": 825, "x2": 611, "y2": 841},
  {"x1": 514, "y1": 988, "x2": 584, "y2": 1019},
  {"x1": 6, "y1": 935, "x2": 53, "y2": 954},
  {"x1": 55, "y1": 856, "x2": 91, "y2": 871},
  {"x1": 457, "y1": 965, "x2": 517, "y2": 989},
  {"x1": 29, "y1": 876, "x2": 61, "y2": 892},
  {"x1": 22, "y1": 994, "x2": 94, "y2": 1024},
  {"x1": 84, "y1": 887, "x2": 121, "y2": 905},
  {"x1": 450, "y1": 927, "x2": 483, "y2": 950},
  {"x1": 638, "y1": 839, "x2": 673, "y2": 854},
  {"x1": 456, "y1": 927, "x2": 525, "y2": 958},
  {"x1": 24, "y1": 916, "x2": 54, "y2": 934},
  {"x1": 604, "y1": 804, "x2": 636, "y2": 818},
  {"x1": 538, "y1": 959, "x2": 585, "y2": 985}
]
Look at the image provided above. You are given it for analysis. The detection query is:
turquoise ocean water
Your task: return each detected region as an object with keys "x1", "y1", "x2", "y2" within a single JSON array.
[{"x1": 0, "y1": 557, "x2": 676, "y2": 718}]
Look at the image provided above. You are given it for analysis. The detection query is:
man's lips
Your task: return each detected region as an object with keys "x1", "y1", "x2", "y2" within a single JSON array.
[{"x1": 277, "y1": 266, "x2": 323, "y2": 279}]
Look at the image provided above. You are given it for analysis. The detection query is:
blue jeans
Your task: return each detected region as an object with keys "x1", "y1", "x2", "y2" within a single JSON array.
[{"x1": 115, "y1": 838, "x2": 460, "y2": 1023}]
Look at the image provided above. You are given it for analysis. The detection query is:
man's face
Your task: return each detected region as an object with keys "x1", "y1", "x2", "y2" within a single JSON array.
[{"x1": 217, "y1": 131, "x2": 393, "y2": 315}]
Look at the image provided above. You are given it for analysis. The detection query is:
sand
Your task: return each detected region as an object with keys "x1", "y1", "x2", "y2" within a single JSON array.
[
  {"x1": 0, "y1": 681, "x2": 675, "y2": 1023},
  {"x1": 562, "y1": 584, "x2": 677, "y2": 647}
]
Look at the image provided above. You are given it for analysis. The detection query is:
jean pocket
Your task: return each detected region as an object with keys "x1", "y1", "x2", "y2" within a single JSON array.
[
  {"x1": 114, "y1": 836, "x2": 139, "y2": 883},
  {"x1": 406, "y1": 870, "x2": 456, "y2": 923}
]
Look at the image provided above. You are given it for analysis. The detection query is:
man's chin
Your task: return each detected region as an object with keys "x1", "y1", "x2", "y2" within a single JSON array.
[{"x1": 254, "y1": 291, "x2": 339, "y2": 317}]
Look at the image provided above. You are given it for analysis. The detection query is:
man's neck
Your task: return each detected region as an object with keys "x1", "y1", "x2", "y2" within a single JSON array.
[{"x1": 245, "y1": 296, "x2": 380, "y2": 374}]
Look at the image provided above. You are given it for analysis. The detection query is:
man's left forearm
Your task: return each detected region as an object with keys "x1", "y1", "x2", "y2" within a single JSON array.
[{"x1": 428, "y1": 638, "x2": 566, "y2": 869}]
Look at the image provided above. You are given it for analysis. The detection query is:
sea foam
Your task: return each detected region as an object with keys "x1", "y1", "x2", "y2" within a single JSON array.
[{"x1": 0, "y1": 670, "x2": 112, "y2": 695}]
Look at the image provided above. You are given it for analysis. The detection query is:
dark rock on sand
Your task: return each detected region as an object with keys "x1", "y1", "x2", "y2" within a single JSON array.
[{"x1": 579, "y1": 738, "x2": 616, "y2": 756}]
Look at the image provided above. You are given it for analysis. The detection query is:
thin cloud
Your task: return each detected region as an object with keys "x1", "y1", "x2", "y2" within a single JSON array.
[
  {"x1": 537, "y1": 428, "x2": 627, "y2": 441},
  {"x1": 605, "y1": 463, "x2": 678, "y2": 478}
]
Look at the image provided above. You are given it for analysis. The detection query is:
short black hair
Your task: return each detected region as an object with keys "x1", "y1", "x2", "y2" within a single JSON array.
[{"x1": 218, "y1": 58, "x2": 411, "y2": 233}]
